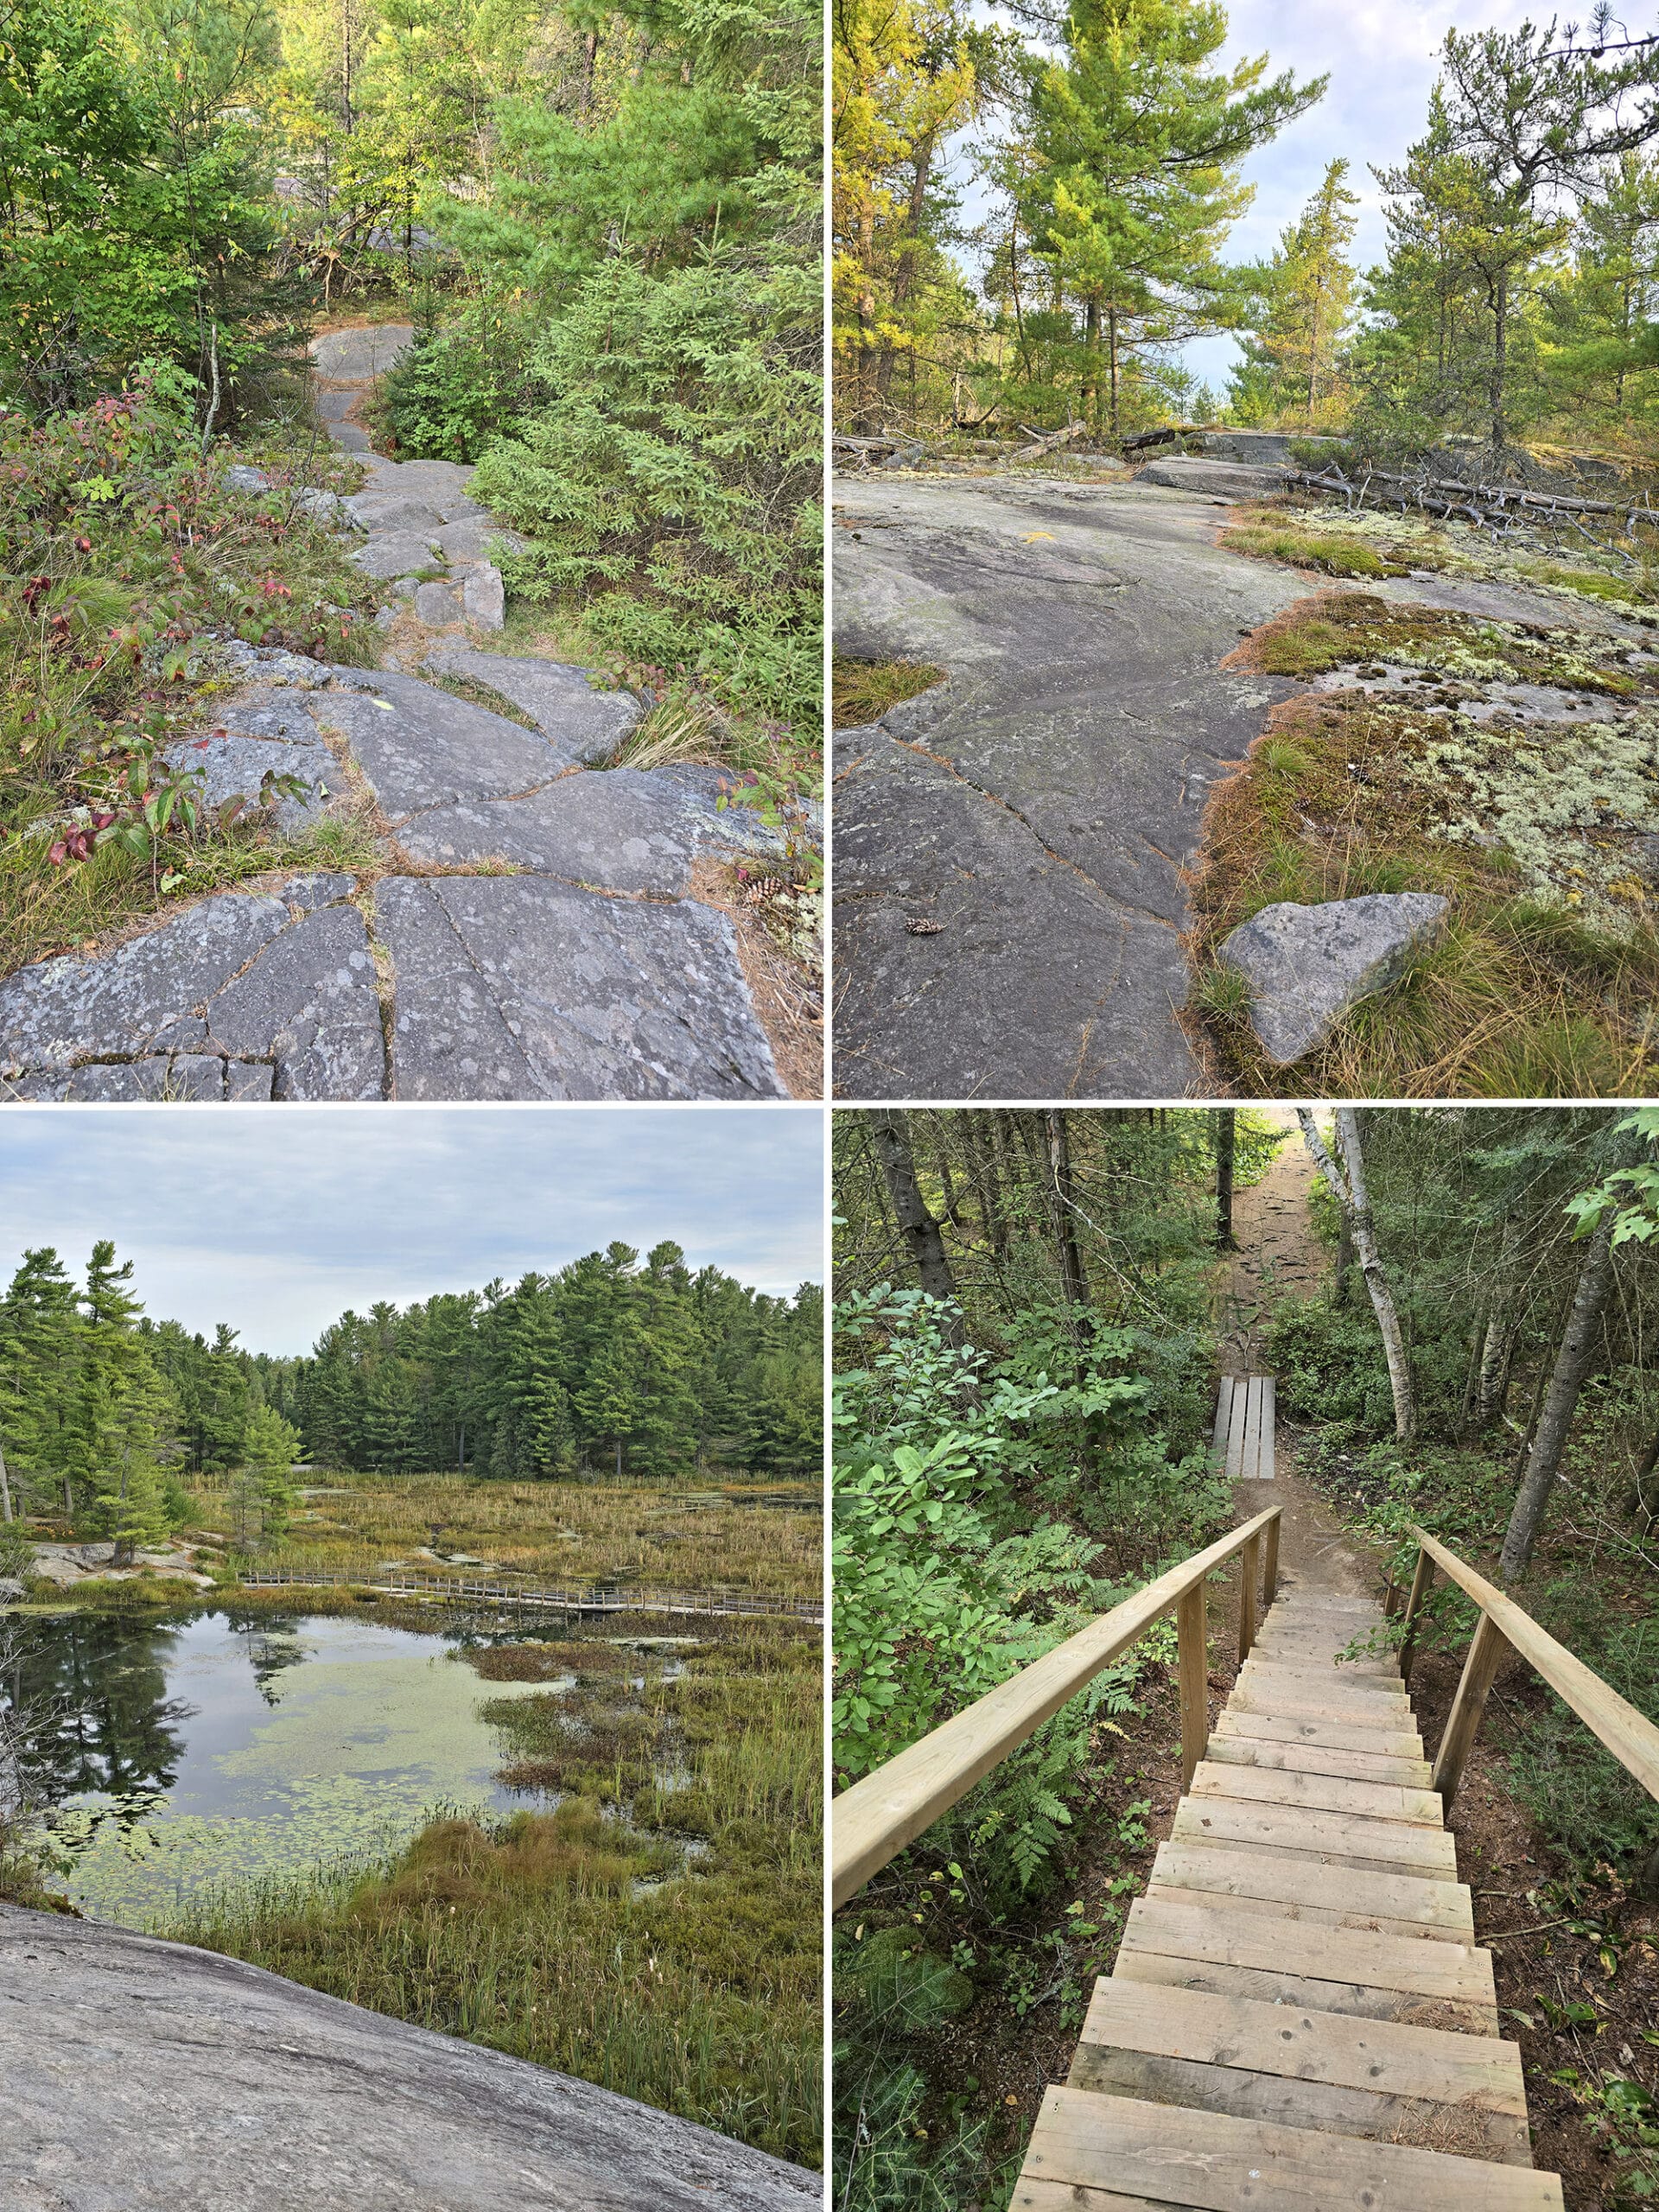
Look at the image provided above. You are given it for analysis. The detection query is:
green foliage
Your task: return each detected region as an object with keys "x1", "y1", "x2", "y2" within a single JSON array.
[
  {"x1": 0, "y1": 0, "x2": 308, "y2": 417},
  {"x1": 837, "y1": 1926, "x2": 975, "y2": 2031},
  {"x1": 833, "y1": 1283, "x2": 1218, "y2": 1894},
  {"x1": 1507, "y1": 1599, "x2": 1659, "y2": 1882}
]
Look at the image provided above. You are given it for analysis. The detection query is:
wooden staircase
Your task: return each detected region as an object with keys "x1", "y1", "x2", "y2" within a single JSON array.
[{"x1": 1014, "y1": 1580, "x2": 1564, "y2": 2209}]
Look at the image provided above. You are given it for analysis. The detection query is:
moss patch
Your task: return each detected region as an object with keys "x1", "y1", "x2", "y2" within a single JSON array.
[{"x1": 1237, "y1": 591, "x2": 1643, "y2": 696}]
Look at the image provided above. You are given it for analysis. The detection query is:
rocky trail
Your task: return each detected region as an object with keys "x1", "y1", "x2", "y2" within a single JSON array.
[
  {"x1": 0, "y1": 323, "x2": 796, "y2": 1101},
  {"x1": 832, "y1": 451, "x2": 1657, "y2": 1099}
]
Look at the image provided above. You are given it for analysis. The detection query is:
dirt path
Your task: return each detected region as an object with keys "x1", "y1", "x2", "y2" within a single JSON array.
[{"x1": 1217, "y1": 1124, "x2": 1374, "y2": 1601}]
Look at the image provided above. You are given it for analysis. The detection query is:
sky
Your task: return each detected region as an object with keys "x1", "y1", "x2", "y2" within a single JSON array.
[
  {"x1": 0, "y1": 1107, "x2": 824, "y2": 1357},
  {"x1": 957, "y1": 0, "x2": 1553, "y2": 391}
]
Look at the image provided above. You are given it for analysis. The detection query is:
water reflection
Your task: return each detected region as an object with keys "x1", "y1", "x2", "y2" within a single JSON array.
[{"x1": 3, "y1": 1609, "x2": 550, "y2": 1925}]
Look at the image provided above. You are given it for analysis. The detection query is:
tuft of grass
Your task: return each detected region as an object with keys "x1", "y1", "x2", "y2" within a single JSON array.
[
  {"x1": 832, "y1": 655, "x2": 945, "y2": 730},
  {"x1": 606, "y1": 695, "x2": 727, "y2": 772}
]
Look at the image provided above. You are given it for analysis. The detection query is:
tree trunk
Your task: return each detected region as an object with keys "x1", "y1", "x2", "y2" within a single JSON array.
[
  {"x1": 0, "y1": 1438, "x2": 11, "y2": 1523},
  {"x1": 1498, "y1": 1214, "x2": 1619, "y2": 1580},
  {"x1": 1045, "y1": 1111, "x2": 1091, "y2": 1319},
  {"x1": 871, "y1": 1110, "x2": 960, "y2": 1313},
  {"x1": 1490, "y1": 265, "x2": 1509, "y2": 452},
  {"x1": 1107, "y1": 306, "x2": 1120, "y2": 440},
  {"x1": 1215, "y1": 1110, "x2": 1236, "y2": 1251},
  {"x1": 1298, "y1": 1109, "x2": 1415, "y2": 1442},
  {"x1": 1333, "y1": 1209, "x2": 1354, "y2": 1305}
]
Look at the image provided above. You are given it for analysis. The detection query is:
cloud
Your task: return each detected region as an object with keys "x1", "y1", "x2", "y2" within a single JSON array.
[{"x1": 0, "y1": 1107, "x2": 824, "y2": 1355}]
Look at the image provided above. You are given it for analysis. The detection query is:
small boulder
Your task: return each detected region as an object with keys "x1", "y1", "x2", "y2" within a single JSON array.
[
  {"x1": 463, "y1": 562, "x2": 505, "y2": 629},
  {"x1": 222, "y1": 463, "x2": 272, "y2": 495},
  {"x1": 293, "y1": 486, "x2": 348, "y2": 524},
  {"x1": 1216, "y1": 893, "x2": 1451, "y2": 1064}
]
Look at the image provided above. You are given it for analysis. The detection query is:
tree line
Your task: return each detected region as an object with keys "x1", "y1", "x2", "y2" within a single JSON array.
[
  {"x1": 0, "y1": 1237, "x2": 823, "y2": 1559},
  {"x1": 834, "y1": 0, "x2": 1659, "y2": 455}
]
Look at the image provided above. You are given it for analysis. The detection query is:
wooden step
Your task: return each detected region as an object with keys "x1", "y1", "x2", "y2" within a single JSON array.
[
  {"x1": 1118, "y1": 1897, "x2": 1497, "y2": 2029},
  {"x1": 1250, "y1": 1630, "x2": 1397, "y2": 1669},
  {"x1": 1190, "y1": 1758, "x2": 1443, "y2": 1827},
  {"x1": 1014, "y1": 2086, "x2": 1563, "y2": 2209},
  {"x1": 1237, "y1": 1659, "x2": 1411, "y2": 1706},
  {"x1": 1226, "y1": 1679, "x2": 1421, "y2": 1732},
  {"x1": 1173, "y1": 1796, "x2": 1459, "y2": 1878},
  {"x1": 1150, "y1": 1839, "x2": 1475, "y2": 1940},
  {"x1": 1070, "y1": 1980, "x2": 1531, "y2": 2164},
  {"x1": 1213, "y1": 1707, "x2": 1426, "y2": 1758},
  {"x1": 1205, "y1": 1731, "x2": 1433, "y2": 1787}
]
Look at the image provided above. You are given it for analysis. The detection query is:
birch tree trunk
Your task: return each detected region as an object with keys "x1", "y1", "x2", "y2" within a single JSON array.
[
  {"x1": 1498, "y1": 1213, "x2": 1619, "y2": 1580},
  {"x1": 1297, "y1": 1108, "x2": 1415, "y2": 1443}
]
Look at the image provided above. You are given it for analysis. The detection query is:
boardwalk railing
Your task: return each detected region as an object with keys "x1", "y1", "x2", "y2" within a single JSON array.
[
  {"x1": 1388, "y1": 1524, "x2": 1659, "y2": 1811},
  {"x1": 832, "y1": 1504, "x2": 1282, "y2": 1909},
  {"x1": 238, "y1": 1565, "x2": 822, "y2": 1624}
]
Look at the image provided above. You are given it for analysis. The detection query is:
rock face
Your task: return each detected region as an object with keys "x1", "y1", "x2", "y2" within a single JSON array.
[
  {"x1": 1216, "y1": 893, "x2": 1452, "y2": 1064},
  {"x1": 831, "y1": 470, "x2": 1310, "y2": 1097},
  {"x1": 0, "y1": 1905, "x2": 818, "y2": 2211},
  {"x1": 1139, "y1": 454, "x2": 1289, "y2": 499}
]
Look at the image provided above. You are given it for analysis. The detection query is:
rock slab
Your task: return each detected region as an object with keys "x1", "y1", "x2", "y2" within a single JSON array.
[
  {"x1": 1217, "y1": 892, "x2": 1452, "y2": 1063},
  {"x1": 0, "y1": 1904, "x2": 817, "y2": 2211}
]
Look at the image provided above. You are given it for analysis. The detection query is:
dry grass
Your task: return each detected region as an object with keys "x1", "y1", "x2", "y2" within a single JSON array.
[
  {"x1": 831, "y1": 654, "x2": 945, "y2": 730},
  {"x1": 1187, "y1": 690, "x2": 1659, "y2": 1098}
]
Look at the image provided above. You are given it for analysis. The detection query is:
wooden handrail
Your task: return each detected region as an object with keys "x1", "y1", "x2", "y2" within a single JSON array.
[
  {"x1": 1400, "y1": 1524, "x2": 1659, "y2": 1810},
  {"x1": 831, "y1": 1504, "x2": 1281, "y2": 1909}
]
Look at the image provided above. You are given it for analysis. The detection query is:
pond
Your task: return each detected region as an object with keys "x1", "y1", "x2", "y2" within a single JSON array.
[{"x1": 6, "y1": 1609, "x2": 555, "y2": 1928}]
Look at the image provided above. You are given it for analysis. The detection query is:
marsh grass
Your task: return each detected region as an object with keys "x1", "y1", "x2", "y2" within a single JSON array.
[
  {"x1": 168, "y1": 1625, "x2": 823, "y2": 2165},
  {"x1": 832, "y1": 656, "x2": 945, "y2": 729},
  {"x1": 183, "y1": 1470, "x2": 822, "y2": 1598}
]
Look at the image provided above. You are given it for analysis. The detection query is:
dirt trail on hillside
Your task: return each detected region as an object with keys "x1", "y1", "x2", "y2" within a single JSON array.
[{"x1": 1217, "y1": 1125, "x2": 1376, "y2": 1601}]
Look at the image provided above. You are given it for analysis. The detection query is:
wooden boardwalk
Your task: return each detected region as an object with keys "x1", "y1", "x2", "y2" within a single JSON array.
[
  {"x1": 1014, "y1": 1580, "x2": 1563, "y2": 2209},
  {"x1": 238, "y1": 1567, "x2": 823, "y2": 1624},
  {"x1": 1212, "y1": 1373, "x2": 1275, "y2": 1482}
]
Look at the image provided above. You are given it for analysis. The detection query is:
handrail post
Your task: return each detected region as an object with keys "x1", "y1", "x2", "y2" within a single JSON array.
[
  {"x1": 1237, "y1": 1532, "x2": 1260, "y2": 1663},
  {"x1": 1262, "y1": 1512, "x2": 1280, "y2": 1610},
  {"x1": 1177, "y1": 1580, "x2": 1208, "y2": 1790},
  {"x1": 1400, "y1": 1545, "x2": 1434, "y2": 1688},
  {"x1": 1431, "y1": 1610, "x2": 1508, "y2": 1807}
]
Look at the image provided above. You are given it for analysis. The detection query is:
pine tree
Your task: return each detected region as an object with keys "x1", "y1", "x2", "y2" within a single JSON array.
[
  {"x1": 229, "y1": 1402, "x2": 301, "y2": 1549},
  {"x1": 1015, "y1": 0, "x2": 1324, "y2": 436},
  {"x1": 73, "y1": 1243, "x2": 179, "y2": 1561},
  {"x1": 1230, "y1": 160, "x2": 1359, "y2": 427},
  {"x1": 0, "y1": 1250, "x2": 81, "y2": 1517}
]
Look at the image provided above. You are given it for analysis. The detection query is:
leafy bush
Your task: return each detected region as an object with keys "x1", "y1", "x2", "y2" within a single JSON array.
[
  {"x1": 1508, "y1": 1603, "x2": 1659, "y2": 1884},
  {"x1": 833, "y1": 1286, "x2": 1211, "y2": 1895}
]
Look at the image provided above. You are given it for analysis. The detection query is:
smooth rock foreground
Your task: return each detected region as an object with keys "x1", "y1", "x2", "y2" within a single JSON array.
[
  {"x1": 1217, "y1": 891, "x2": 1452, "y2": 1064},
  {"x1": 0, "y1": 1905, "x2": 817, "y2": 2211}
]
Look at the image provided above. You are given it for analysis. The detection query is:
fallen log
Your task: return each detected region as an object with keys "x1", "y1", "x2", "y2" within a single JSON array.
[{"x1": 1016, "y1": 418, "x2": 1086, "y2": 460}]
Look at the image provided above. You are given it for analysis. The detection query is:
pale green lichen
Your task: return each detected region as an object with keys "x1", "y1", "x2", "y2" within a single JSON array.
[{"x1": 1409, "y1": 713, "x2": 1659, "y2": 920}]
